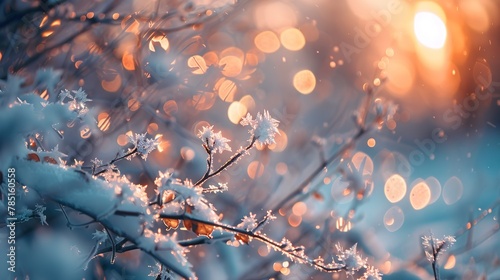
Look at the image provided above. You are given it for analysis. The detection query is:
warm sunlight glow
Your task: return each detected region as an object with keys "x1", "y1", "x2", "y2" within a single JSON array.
[
  {"x1": 293, "y1": 70, "x2": 316, "y2": 94},
  {"x1": 384, "y1": 174, "x2": 407, "y2": 203},
  {"x1": 444, "y1": 255, "x2": 456, "y2": 269},
  {"x1": 254, "y1": 31, "x2": 280, "y2": 53},
  {"x1": 280, "y1": 28, "x2": 306, "y2": 51},
  {"x1": 247, "y1": 161, "x2": 265, "y2": 179},
  {"x1": 414, "y1": 11, "x2": 447, "y2": 49},
  {"x1": 228, "y1": 101, "x2": 247, "y2": 124},
  {"x1": 410, "y1": 181, "x2": 431, "y2": 210}
]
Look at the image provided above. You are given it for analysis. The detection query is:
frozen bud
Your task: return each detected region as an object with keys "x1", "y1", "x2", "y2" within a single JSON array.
[
  {"x1": 240, "y1": 110, "x2": 279, "y2": 145},
  {"x1": 237, "y1": 213, "x2": 258, "y2": 231},
  {"x1": 212, "y1": 131, "x2": 231, "y2": 154},
  {"x1": 129, "y1": 133, "x2": 161, "y2": 159},
  {"x1": 197, "y1": 126, "x2": 214, "y2": 145},
  {"x1": 197, "y1": 125, "x2": 231, "y2": 154},
  {"x1": 336, "y1": 243, "x2": 366, "y2": 273}
]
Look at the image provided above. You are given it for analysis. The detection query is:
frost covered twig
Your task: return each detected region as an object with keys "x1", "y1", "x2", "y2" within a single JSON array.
[
  {"x1": 155, "y1": 212, "x2": 347, "y2": 273},
  {"x1": 89, "y1": 132, "x2": 160, "y2": 176},
  {"x1": 59, "y1": 204, "x2": 97, "y2": 228},
  {"x1": 195, "y1": 135, "x2": 256, "y2": 186},
  {"x1": 195, "y1": 110, "x2": 279, "y2": 187},
  {"x1": 421, "y1": 234, "x2": 456, "y2": 280},
  {"x1": 13, "y1": 159, "x2": 194, "y2": 278}
]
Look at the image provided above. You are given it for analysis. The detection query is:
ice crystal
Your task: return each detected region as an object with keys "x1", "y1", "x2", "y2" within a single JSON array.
[
  {"x1": 422, "y1": 235, "x2": 456, "y2": 262},
  {"x1": 149, "y1": 262, "x2": 178, "y2": 280},
  {"x1": 206, "y1": 182, "x2": 228, "y2": 193},
  {"x1": 359, "y1": 266, "x2": 383, "y2": 280},
  {"x1": 336, "y1": 244, "x2": 365, "y2": 274},
  {"x1": 237, "y1": 213, "x2": 258, "y2": 231},
  {"x1": 92, "y1": 229, "x2": 108, "y2": 244},
  {"x1": 34, "y1": 204, "x2": 48, "y2": 226},
  {"x1": 197, "y1": 125, "x2": 231, "y2": 154},
  {"x1": 128, "y1": 133, "x2": 161, "y2": 159},
  {"x1": 240, "y1": 110, "x2": 280, "y2": 145}
]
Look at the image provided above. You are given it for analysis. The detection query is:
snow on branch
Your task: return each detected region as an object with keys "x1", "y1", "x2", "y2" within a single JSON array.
[{"x1": 12, "y1": 159, "x2": 194, "y2": 279}]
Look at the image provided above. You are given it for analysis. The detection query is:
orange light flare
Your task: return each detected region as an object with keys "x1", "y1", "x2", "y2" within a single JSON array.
[
  {"x1": 410, "y1": 1, "x2": 464, "y2": 87},
  {"x1": 387, "y1": 2, "x2": 466, "y2": 108},
  {"x1": 414, "y1": 11, "x2": 447, "y2": 50}
]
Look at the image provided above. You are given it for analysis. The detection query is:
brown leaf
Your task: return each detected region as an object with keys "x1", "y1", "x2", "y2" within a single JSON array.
[
  {"x1": 183, "y1": 205, "x2": 214, "y2": 237},
  {"x1": 191, "y1": 221, "x2": 214, "y2": 237},
  {"x1": 27, "y1": 153, "x2": 40, "y2": 162},
  {"x1": 162, "y1": 191, "x2": 175, "y2": 204},
  {"x1": 162, "y1": 218, "x2": 180, "y2": 229},
  {"x1": 43, "y1": 156, "x2": 57, "y2": 164},
  {"x1": 235, "y1": 233, "x2": 252, "y2": 244},
  {"x1": 183, "y1": 218, "x2": 193, "y2": 231}
]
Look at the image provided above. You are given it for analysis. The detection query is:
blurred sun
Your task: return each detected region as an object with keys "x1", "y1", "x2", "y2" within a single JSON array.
[{"x1": 414, "y1": 11, "x2": 447, "y2": 49}]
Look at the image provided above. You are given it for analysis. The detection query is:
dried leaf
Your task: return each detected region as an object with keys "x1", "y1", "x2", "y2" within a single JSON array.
[
  {"x1": 162, "y1": 218, "x2": 180, "y2": 229},
  {"x1": 235, "y1": 233, "x2": 252, "y2": 244},
  {"x1": 27, "y1": 153, "x2": 40, "y2": 162},
  {"x1": 183, "y1": 205, "x2": 214, "y2": 237},
  {"x1": 191, "y1": 221, "x2": 214, "y2": 237},
  {"x1": 183, "y1": 218, "x2": 193, "y2": 231},
  {"x1": 43, "y1": 156, "x2": 57, "y2": 164},
  {"x1": 163, "y1": 191, "x2": 175, "y2": 204}
]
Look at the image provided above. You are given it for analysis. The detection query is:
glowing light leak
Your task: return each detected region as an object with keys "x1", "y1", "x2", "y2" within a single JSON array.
[{"x1": 414, "y1": 12, "x2": 447, "y2": 49}]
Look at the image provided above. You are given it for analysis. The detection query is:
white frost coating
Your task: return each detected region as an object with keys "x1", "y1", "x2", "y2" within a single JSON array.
[
  {"x1": 156, "y1": 171, "x2": 219, "y2": 222},
  {"x1": 12, "y1": 160, "x2": 194, "y2": 279},
  {"x1": 128, "y1": 133, "x2": 161, "y2": 160},
  {"x1": 197, "y1": 125, "x2": 232, "y2": 154},
  {"x1": 360, "y1": 266, "x2": 383, "y2": 280},
  {"x1": 335, "y1": 243, "x2": 366, "y2": 275},
  {"x1": 237, "y1": 213, "x2": 258, "y2": 231},
  {"x1": 240, "y1": 110, "x2": 280, "y2": 145}
]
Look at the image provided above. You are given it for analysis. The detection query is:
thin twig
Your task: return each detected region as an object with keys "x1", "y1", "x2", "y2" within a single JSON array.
[
  {"x1": 59, "y1": 204, "x2": 96, "y2": 228},
  {"x1": 103, "y1": 226, "x2": 117, "y2": 264},
  {"x1": 195, "y1": 136, "x2": 256, "y2": 186},
  {"x1": 154, "y1": 212, "x2": 346, "y2": 272},
  {"x1": 91, "y1": 148, "x2": 138, "y2": 176}
]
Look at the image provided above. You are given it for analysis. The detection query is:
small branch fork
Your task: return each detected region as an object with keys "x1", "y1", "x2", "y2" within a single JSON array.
[
  {"x1": 33, "y1": 80, "x2": 381, "y2": 276},
  {"x1": 80, "y1": 147, "x2": 138, "y2": 176},
  {"x1": 429, "y1": 236, "x2": 442, "y2": 280},
  {"x1": 59, "y1": 194, "x2": 346, "y2": 273},
  {"x1": 112, "y1": 210, "x2": 346, "y2": 273},
  {"x1": 195, "y1": 136, "x2": 256, "y2": 187}
]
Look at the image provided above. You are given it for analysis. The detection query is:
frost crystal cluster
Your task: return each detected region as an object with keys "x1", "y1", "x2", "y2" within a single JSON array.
[
  {"x1": 336, "y1": 243, "x2": 366, "y2": 275},
  {"x1": 128, "y1": 133, "x2": 161, "y2": 159},
  {"x1": 240, "y1": 110, "x2": 280, "y2": 145},
  {"x1": 422, "y1": 235, "x2": 456, "y2": 262},
  {"x1": 197, "y1": 125, "x2": 232, "y2": 154}
]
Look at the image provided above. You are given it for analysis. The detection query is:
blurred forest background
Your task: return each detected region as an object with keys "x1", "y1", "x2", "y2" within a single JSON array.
[{"x1": 1, "y1": 0, "x2": 500, "y2": 279}]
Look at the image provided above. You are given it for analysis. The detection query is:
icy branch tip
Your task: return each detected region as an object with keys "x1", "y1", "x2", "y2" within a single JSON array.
[
  {"x1": 197, "y1": 126, "x2": 231, "y2": 154},
  {"x1": 240, "y1": 110, "x2": 280, "y2": 145}
]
